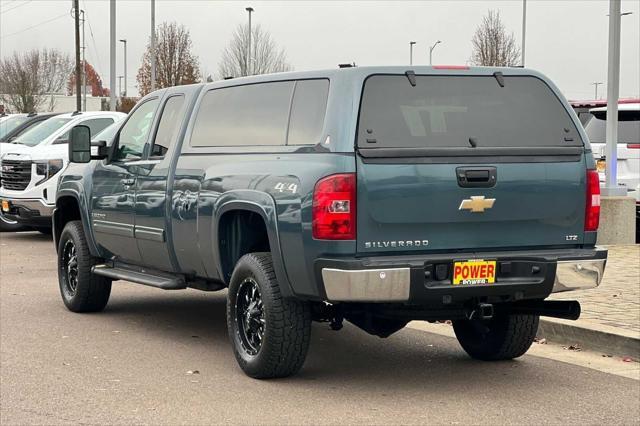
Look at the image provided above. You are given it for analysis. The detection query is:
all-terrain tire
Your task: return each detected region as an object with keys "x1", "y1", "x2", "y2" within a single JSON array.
[
  {"x1": 57, "y1": 220, "x2": 112, "y2": 312},
  {"x1": 452, "y1": 314, "x2": 539, "y2": 361},
  {"x1": 227, "y1": 252, "x2": 311, "y2": 379}
]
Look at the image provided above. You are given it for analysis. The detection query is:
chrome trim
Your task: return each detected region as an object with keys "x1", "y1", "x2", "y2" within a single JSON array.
[
  {"x1": 135, "y1": 225, "x2": 166, "y2": 242},
  {"x1": 552, "y1": 259, "x2": 606, "y2": 293},
  {"x1": 93, "y1": 219, "x2": 134, "y2": 238},
  {"x1": 322, "y1": 268, "x2": 410, "y2": 302},
  {"x1": 1, "y1": 198, "x2": 54, "y2": 217}
]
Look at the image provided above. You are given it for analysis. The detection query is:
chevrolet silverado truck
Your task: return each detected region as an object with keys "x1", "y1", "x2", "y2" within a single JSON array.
[{"x1": 55, "y1": 66, "x2": 607, "y2": 379}]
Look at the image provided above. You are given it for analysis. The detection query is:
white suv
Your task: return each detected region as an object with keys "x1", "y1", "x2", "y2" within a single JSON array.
[
  {"x1": 584, "y1": 103, "x2": 640, "y2": 239},
  {"x1": 0, "y1": 111, "x2": 125, "y2": 232}
]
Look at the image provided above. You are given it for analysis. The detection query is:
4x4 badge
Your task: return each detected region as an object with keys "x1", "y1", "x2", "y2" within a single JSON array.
[{"x1": 459, "y1": 196, "x2": 496, "y2": 213}]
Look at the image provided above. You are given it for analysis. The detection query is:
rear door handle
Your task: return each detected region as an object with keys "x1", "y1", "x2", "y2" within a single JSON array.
[{"x1": 456, "y1": 167, "x2": 497, "y2": 188}]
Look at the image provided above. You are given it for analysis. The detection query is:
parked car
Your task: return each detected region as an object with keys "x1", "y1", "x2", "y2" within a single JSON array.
[
  {"x1": 584, "y1": 103, "x2": 640, "y2": 240},
  {"x1": 55, "y1": 66, "x2": 606, "y2": 379},
  {"x1": 0, "y1": 111, "x2": 125, "y2": 232},
  {"x1": 0, "y1": 112, "x2": 60, "y2": 143}
]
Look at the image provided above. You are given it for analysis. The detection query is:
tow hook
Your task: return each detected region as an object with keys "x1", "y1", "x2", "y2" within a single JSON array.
[{"x1": 467, "y1": 303, "x2": 494, "y2": 320}]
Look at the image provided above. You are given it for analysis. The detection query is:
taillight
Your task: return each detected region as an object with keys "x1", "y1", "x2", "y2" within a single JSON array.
[
  {"x1": 312, "y1": 173, "x2": 356, "y2": 240},
  {"x1": 627, "y1": 143, "x2": 640, "y2": 149},
  {"x1": 585, "y1": 170, "x2": 601, "y2": 231}
]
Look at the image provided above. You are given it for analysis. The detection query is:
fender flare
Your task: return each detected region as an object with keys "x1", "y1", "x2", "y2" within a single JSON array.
[
  {"x1": 54, "y1": 188, "x2": 100, "y2": 257},
  {"x1": 212, "y1": 191, "x2": 294, "y2": 298}
]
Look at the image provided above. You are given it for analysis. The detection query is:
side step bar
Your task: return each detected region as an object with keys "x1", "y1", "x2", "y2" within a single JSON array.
[{"x1": 92, "y1": 264, "x2": 186, "y2": 290}]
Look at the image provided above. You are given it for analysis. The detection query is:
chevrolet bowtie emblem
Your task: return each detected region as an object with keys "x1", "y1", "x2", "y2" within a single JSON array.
[{"x1": 459, "y1": 196, "x2": 496, "y2": 213}]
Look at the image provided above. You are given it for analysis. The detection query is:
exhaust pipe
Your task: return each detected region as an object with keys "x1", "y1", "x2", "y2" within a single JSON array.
[{"x1": 506, "y1": 300, "x2": 581, "y2": 320}]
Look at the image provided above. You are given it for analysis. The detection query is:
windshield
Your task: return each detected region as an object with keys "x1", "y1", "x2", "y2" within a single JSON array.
[
  {"x1": 14, "y1": 117, "x2": 72, "y2": 146},
  {"x1": 584, "y1": 110, "x2": 640, "y2": 144},
  {"x1": 0, "y1": 115, "x2": 29, "y2": 139},
  {"x1": 358, "y1": 75, "x2": 581, "y2": 149}
]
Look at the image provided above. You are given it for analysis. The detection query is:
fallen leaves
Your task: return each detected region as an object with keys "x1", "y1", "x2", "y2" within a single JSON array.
[
  {"x1": 563, "y1": 344, "x2": 581, "y2": 351},
  {"x1": 186, "y1": 370, "x2": 200, "y2": 375}
]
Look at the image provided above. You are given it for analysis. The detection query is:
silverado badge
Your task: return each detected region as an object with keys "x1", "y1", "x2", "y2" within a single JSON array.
[{"x1": 459, "y1": 196, "x2": 495, "y2": 213}]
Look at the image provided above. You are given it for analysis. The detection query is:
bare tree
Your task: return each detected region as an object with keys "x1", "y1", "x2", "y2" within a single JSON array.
[
  {"x1": 0, "y1": 49, "x2": 73, "y2": 112},
  {"x1": 470, "y1": 10, "x2": 521, "y2": 67},
  {"x1": 137, "y1": 22, "x2": 201, "y2": 96},
  {"x1": 218, "y1": 23, "x2": 292, "y2": 79}
]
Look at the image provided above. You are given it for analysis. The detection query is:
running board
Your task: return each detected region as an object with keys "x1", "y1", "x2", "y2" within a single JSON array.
[{"x1": 92, "y1": 264, "x2": 186, "y2": 290}]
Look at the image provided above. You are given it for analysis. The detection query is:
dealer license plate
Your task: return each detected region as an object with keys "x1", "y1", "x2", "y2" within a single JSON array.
[{"x1": 453, "y1": 260, "x2": 496, "y2": 285}]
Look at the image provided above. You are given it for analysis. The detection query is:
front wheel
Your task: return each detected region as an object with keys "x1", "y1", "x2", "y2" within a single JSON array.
[
  {"x1": 227, "y1": 253, "x2": 311, "y2": 379},
  {"x1": 452, "y1": 314, "x2": 539, "y2": 361},
  {"x1": 57, "y1": 220, "x2": 112, "y2": 312}
]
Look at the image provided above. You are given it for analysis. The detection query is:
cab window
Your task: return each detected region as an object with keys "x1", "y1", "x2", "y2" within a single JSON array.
[
  {"x1": 115, "y1": 99, "x2": 159, "y2": 160},
  {"x1": 151, "y1": 95, "x2": 186, "y2": 157}
]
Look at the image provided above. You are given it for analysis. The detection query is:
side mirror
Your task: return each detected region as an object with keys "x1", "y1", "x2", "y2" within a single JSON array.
[{"x1": 68, "y1": 125, "x2": 91, "y2": 163}]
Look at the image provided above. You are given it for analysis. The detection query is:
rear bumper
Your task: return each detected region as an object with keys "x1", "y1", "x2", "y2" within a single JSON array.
[
  {"x1": 0, "y1": 197, "x2": 54, "y2": 227},
  {"x1": 316, "y1": 247, "x2": 607, "y2": 304}
]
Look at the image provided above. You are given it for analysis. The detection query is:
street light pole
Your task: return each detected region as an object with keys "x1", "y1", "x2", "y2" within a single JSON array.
[
  {"x1": 73, "y1": 0, "x2": 81, "y2": 112},
  {"x1": 521, "y1": 0, "x2": 527, "y2": 66},
  {"x1": 603, "y1": 0, "x2": 624, "y2": 196},
  {"x1": 109, "y1": 0, "x2": 116, "y2": 111},
  {"x1": 246, "y1": 7, "x2": 254, "y2": 76},
  {"x1": 151, "y1": 0, "x2": 156, "y2": 91},
  {"x1": 429, "y1": 40, "x2": 441, "y2": 66},
  {"x1": 81, "y1": 9, "x2": 86, "y2": 111},
  {"x1": 119, "y1": 39, "x2": 127, "y2": 97},
  {"x1": 409, "y1": 41, "x2": 416, "y2": 66},
  {"x1": 592, "y1": 82, "x2": 603, "y2": 99}
]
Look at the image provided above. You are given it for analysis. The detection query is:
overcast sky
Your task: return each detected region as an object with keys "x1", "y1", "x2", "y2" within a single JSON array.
[{"x1": 1, "y1": 0, "x2": 639, "y2": 99}]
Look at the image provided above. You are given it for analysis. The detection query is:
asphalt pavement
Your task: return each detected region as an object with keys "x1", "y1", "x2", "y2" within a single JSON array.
[{"x1": 1, "y1": 232, "x2": 639, "y2": 425}]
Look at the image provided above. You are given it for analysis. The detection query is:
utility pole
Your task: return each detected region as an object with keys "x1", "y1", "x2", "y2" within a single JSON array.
[
  {"x1": 151, "y1": 0, "x2": 156, "y2": 91},
  {"x1": 119, "y1": 39, "x2": 127, "y2": 97},
  {"x1": 592, "y1": 82, "x2": 603, "y2": 99},
  {"x1": 81, "y1": 9, "x2": 86, "y2": 111},
  {"x1": 118, "y1": 76, "x2": 123, "y2": 97},
  {"x1": 246, "y1": 7, "x2": 254, "y2": 76},
  {"x1": 521, "y1": 0, "x2": 527, "y2": 66},
  {"x1": 109, "y1": 0, "x2": 116, "y2": 111},
  {"x1": 603, "y1": 0, "x2": 624, "y2": 196},
  {"x1": 73, "y1": 0, "x2": 81, "y2": 112},
  {"x1": 409, "y1": 41, "x2": 416, "y2": 66}
]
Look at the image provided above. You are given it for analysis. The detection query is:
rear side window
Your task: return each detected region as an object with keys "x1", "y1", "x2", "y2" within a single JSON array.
[
  {"x1": 190, "y1": 81, "x2": 294, "y2": 147},
  {"x1": 358, "y1": 75, "x2": 581, "y2": 149},
  {"x1": 83, "y1": 118, "x2": 115, "y2": 136},
  {"x1": 287, "y1": 79, "x2": 329, "y2": 145},
  {"x1": 57, "y1": 118, "x2": 115, "y2": 142},
  {"x1": 151, "y1": 95, "x2": 186, "y2": 157},
  {"x1": 585, "y1": 110, "x2": 640, "y2": 143}
]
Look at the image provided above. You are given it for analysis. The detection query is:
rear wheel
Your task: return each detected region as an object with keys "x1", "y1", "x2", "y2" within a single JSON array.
[
  {"x1": 227, "y1": 253, "x2": 311, "y2": 379},
  {"x1": 57, "y1": 220, "x2": 111, "y2": 312},
  {"x1": 452, "y1": 314, "x2": 539, "y2": 361}
]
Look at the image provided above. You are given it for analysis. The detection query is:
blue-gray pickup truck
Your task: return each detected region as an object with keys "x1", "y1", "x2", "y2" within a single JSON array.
[{"x1": 54, "y1": 66, "x2": 607, "y2": 379}]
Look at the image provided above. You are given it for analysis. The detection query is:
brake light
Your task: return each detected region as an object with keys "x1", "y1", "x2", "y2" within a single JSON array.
[
  {"x1": 585, "y1": 170, "x2": 601, "y2": 232},
  {"x1": 312, "y1": 173, "x2": 356, "y2": 240},
  {"x1": 627, "y1": 144, "x2": 640, "y2": 149}
]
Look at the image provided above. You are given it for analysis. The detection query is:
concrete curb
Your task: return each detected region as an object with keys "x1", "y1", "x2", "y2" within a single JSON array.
[{"x1": 538, "y1": 318, "x2": 640, "y2": 359}]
